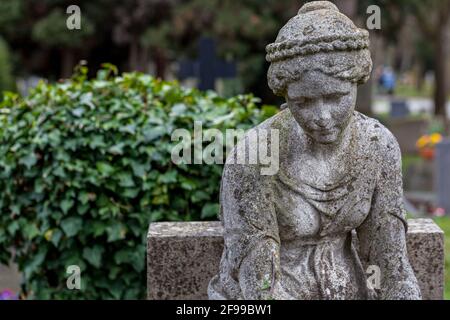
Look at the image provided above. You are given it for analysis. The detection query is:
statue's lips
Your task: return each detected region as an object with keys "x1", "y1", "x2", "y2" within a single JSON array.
[{"x1": 314, "y1": 127, "x2": 335, "y2": 135}]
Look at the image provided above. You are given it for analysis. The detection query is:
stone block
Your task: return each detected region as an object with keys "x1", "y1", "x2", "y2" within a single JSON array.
[
  {"x1": 0, "y1": 263, "x2": 21, "y2": 294},
  {"x1": 406, "y1": 219, "x2": 444, "y2": 300},
  {"x1": 147, "y1": 219, "x2": 444, "y2": 300},
  {"x1": 147, "y1": 222, "x2": 224, "y2": 300}
]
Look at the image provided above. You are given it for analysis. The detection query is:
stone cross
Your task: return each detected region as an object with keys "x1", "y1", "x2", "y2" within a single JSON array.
[
  {"x1": 390, "y1": 99, "x2": 410, "y2": 118},
  {"x1": 178, "y1": 37, "x2": 237, "y2": 91}
]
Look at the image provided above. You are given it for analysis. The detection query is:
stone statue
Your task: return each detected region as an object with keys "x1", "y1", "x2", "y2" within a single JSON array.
[{"x1": 208, "y1": 1, "x2": 422, "y2": 300}]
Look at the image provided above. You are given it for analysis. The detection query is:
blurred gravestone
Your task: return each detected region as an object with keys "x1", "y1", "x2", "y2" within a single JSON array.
[
  {"x1": 385, "y1": 118, "x2": 429, "y2": 154},
  {"x1": 390, "y1": 99, "x2": 410, "y2": 118},
  {"x1": 178, "y1": 37, "x2": 236, "y2": 91},
  {"x1": 435, "y1": 139, "x2": 450, "y2": 214},
  {"x1": 16, "y1": 76, "x2": 43, "y2": 96}
]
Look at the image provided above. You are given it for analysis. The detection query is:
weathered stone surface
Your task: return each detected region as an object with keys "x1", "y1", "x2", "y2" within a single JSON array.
[
  {"x1": 208, "y1": 0, "x2": 421, "y2": 300},
  {"x1": 147, "y1": 222, "x2": 224, "y2": 300},
  {"x1": 147, "y1": 219, "x2": 444, "y2": 300},
  {"x1": 406, "y1": 219, "x2": 444, "y2": 300},
  {"x1": 0, "y1": 263, "x2": 21, "y2": 293}
]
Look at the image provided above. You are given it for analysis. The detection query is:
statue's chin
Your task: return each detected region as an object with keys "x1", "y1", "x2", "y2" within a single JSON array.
[{"x1": 307, "y1": 131, "x2": 342, "y2": 145}]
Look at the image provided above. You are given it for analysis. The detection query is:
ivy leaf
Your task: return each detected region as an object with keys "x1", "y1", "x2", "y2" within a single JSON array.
[
  {"x1": 201, "y1": 203, "x2": 220, "y2": 219},
  {"x1": 158, "y1": 170, "x2": 177, "y2": 184},
  {"x1": 106, "y1": 223, "x2": 126, "y2": 242},
  {"x1": 72, "y1": 107, "x2": 85, "y2": 117},
  {"x1": 96, "y1": 162, "x2": 115, "y2": 176},
  {"x1": 7, "y1": 221, "x2": 19, "y2": 235},
  {"x1": 83, "y1": 245, "x2": 104, "y2": 268},
  {"x1": 50, "y1": 229, "x2": 63, "y2": 246},
  {"x1": 23, "y1": 223, "x2": 40, "y2": 240},
  {"x1": 19, "y1": 153, "x2": 38, "y2": 169},
  {"x1": 61, "y1": 217, "x2": 83, "y2": 237},
  {"x1": 60, "y1": 199, "x2": 74, "y2": 214},
  {"x1": 117, "y1": 172, "x2": 135, "y2": 187}
]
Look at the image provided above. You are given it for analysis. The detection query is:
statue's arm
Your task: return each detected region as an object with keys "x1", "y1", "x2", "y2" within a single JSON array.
[
  {"x1": 220, "y1": 161, "x2": 281, "y2": 300},
  {"x1": 356, "y1": 136, "x2": 421, "y2": 300}
]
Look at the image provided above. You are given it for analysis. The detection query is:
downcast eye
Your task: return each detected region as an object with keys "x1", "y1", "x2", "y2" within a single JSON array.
[
  {"x1": 323, "y1": 93, "x2": 346, "y2": 103},
  {"x1": 297, "y1": 97, "x2": 313, "y2": 105}
]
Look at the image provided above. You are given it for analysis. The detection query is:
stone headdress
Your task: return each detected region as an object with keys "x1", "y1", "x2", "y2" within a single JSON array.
[{"x1": 266, "y1": 1, "x2": 372, "y2": 96}]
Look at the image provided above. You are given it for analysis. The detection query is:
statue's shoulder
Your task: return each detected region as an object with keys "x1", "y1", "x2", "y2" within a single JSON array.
[
  {"x1": 223, "y1": 108, "x2": 289, "y2": 175},
  {"x1": 353, "y1": 111, "x2": 401, "y2": 160},
  {"x1": 253, "y1": 107, "x2": 292, "y2": 131}
]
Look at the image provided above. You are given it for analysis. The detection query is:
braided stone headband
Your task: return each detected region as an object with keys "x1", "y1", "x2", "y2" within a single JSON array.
[{"x1": 265, "y1": 32, "x2": 370, "y2": 63}]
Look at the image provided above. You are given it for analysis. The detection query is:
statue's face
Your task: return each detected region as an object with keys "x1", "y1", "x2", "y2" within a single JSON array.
[{"x1": 286, "y1": 71, "x2": 357, "y2": 145}]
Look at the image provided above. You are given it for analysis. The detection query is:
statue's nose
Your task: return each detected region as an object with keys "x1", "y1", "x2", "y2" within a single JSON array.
[{"x1": 314, "y1": 105, "x2": 332, "y2": 127}]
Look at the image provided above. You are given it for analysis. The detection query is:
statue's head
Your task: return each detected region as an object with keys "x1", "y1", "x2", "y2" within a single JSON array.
[{"x1": 266, "y1": 1, "x2": 372, "y2": 144}]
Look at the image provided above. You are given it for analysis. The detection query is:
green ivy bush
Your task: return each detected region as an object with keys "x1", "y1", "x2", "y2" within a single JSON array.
[{"x1": 0, "y1": 64, "x2": 277, "y2": 299}]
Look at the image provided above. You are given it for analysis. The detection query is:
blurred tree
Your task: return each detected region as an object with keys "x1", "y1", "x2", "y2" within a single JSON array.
[
  {"x1": 368, "y1": 0, "x2": 450, "y2": 119},
  {"x1": 141, "y1": 21, "x2": 172, "y2": 78},
  {"x1": 408, "y1": 0, "x2": 450, "y2": 119},
  {"x1": 113, "y1": 0, "x2": 173, "y2": 73},
  {"x1": 32, "y1": 8, "x2": 94, "y2": 78},
  {"x1": 334, "y1": 0, "x2": 373, "y2": 117},
  {"x1": 0, "y1": 0, "x2": 299, "y2": 101},
  {"x1": 0, "y1": 36, "x2": 15, "y2": 93},
  {"x1": 0, "y1": 0, "x2": 23, "y2": 36}
]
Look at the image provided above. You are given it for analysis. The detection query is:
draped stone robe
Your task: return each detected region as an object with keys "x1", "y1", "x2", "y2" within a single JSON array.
[{"x1": 208, "y1": 109, "x2": 421, "y2": 300}]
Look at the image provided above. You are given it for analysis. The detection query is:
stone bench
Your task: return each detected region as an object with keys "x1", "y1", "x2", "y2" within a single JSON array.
[{"x1": 147, "y1": 219, "x2": 445, "y2": 300}]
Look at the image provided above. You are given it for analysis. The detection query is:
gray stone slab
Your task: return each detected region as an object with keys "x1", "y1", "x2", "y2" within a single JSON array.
[
  {"x1": 406, "y1": 219, "x2": 444, "y2": 300},
  {"x1": 147, "y1": 219, "x2": 444, "y2": 300},
  {"x1": 147, "y1": 222, "x2": 224, "y2": 300},
  {"x1": 0, "y1": 263, "x2": 21, "y2": 294}
]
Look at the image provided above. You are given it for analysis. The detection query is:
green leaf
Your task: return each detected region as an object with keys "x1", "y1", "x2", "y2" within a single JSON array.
[
  {"x1": 201, "y1": 203, "x2": 220, "y2": 219},
  {"x1": 19, "y1": 153, "x2": 38, "y2": 169},
  {"x1": 23, "y1": 223, "x2": 40, "y2": 240},
  {"x1": 96, "y1": 162, "x2": 115, "y2": 176},
  {"x1": 117, "y1": 172, "x2": 135, "y2": 187},
  {"x1": 23, "y1": 247, "x2": 47, "y2": 279},
  {"x1": 72, "y1": 107, "x2": 85, "y2": 117},
  {"x1": 60, "y1": 199, "x2": 74, "y2": 214},
  {"x1": 114, "y1": 249, "x2": 133, "y2": 265},
  {"x1": 60, "y1": 217, "x2": 83, "y2": 237},
  {"x1": 158, "y1": 170, "x2": 177, "y2": 184},
  {"x1": 83, "y1": 245, "x2": 104, "y2": 268},
  {"x1": 106, "y1": 223, "x2": 126, "y2": 242},
  {"x1": 90, "y1": 221, "x2": 107, "y2": 237},
  {"x1": 108, "y1": 143, "x2": 125, "y2": 155},
  {"x1": 7, "y1": 221, "x2": 19, "y2": 235},
  {"x1": 50, "y1": 229, "x2": 63, "y2": 246}
]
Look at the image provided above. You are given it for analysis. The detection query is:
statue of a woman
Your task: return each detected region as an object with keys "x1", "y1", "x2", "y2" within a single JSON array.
[{"x1": 208, "y1": 1, "x2": 422, "y2": 300}]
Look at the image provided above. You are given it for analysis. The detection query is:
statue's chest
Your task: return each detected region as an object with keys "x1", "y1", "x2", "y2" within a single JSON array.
[
  {"x1": 284, "y1": 152, "x2": 353, "y2": 187},
  {"x1": 272, "y1": 169, "x2": 376, "y2": 241}
]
